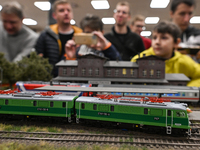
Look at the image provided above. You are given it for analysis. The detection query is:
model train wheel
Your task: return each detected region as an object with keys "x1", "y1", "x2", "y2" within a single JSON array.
[
  {"x1": 68, "y1": 117, "x2": 71, "y2": 123},
  {"x1": 76, "y1": 118, "x2": 79, "y2": 124}
]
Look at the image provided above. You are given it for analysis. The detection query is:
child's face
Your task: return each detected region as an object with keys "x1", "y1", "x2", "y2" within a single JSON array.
[
  {"x1": 152, "y1": 31, "x2": 176, "y2": 59},
  {"x1": 83, "y1": 27, "x2": 94, "y2": 33}
]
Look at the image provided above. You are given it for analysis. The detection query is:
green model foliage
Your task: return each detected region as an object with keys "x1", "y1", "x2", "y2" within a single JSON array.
[
  {"x1": 0, "y1": 53, "x2": 18, "y2": 88},
  {"x1": 0, "y1": 52, "x2": 53, "y2": 88},
  {"x1": 16, "y1": 52, "x2": 53, "y2": 81}
]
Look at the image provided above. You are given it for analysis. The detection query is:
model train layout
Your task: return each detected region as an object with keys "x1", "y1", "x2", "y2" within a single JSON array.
[{"x1": 0, "y1": 87, "x2": 192, "y2": 135}]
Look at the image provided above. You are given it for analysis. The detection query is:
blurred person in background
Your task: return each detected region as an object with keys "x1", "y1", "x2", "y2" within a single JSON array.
[
  {"x1": 131, "y1": 21, "x2": 200, "y2": 87},
  {"x1": 170, "y1": 0, "x2": 200, "y2": 62},
  {"x1": 104, "y1": 1, "x2": 145, "y2": 61},
  {"x1": 0, "y1": 1, "x2": 38, "y2": 62},
  {"x1": 35, "y1": 0, "x2": 82, "y2": 77},
  {"x1": 130, "y1": 14, "x2": 151, "y2": 49},
  {"x1": 65, "y1": 14, "x2": 121, "y2": 60}
]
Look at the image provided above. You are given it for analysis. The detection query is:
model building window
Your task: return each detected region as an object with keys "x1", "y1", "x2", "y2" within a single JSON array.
[
  {"x1": 150, "y1": 69, "x2": 154, "y2": 77},
  {"x1": 115, "y1": 69, "x2": 119, "y2": 76},
  {"x1": 143, "y1": 69, "x2": 147, "y2": 77},
  {"x1": 95, "y1": 68, "x2": 99, "y2": 76},
  {"x1": 89, "y1": 68, "x2": 92, "y2": 76},
  {"x1": 63, "y1": 68, "x2": 67, "y2": 75},
  {"x1": 82, "y1": 68, "x2": 86, "y2": 76},
  {"x1": 149, "y1": 60, "x2": 151, "y2": 65},
  {"x1": 107, "y1": 69, "x2": 111, "y2": 76},
  {"x1": 71, "y1": 68, "x2": 75, "y2": 75},
  {"x1": 152, "y1": 60, "x2": 155, "y2": 65},
  {"x1": 122, "y1": 68, "x2": 126, "y2": 76},
  {"x1": 156, "y1": 70, "x2": 161, "y2": 77},
  {"x1": 130, "y1": 69, "x2": 134, "y2": 76}
]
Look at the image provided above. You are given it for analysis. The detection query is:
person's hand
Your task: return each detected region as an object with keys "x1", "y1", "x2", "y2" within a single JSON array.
[
  {"x1": 91, "y1": 31, "x2": 110, "y2": 51},
  {"x1": 38, "y1": 53, "x2": 43, "y2": 57},
  {"x1": 65, "y1": 40, "x2": 76, "y2": 59}
]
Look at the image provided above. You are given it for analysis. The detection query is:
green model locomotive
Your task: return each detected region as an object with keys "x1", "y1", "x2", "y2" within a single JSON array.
[{"x1": 0, "y1": 89, "x2": 191, "y2": 135}]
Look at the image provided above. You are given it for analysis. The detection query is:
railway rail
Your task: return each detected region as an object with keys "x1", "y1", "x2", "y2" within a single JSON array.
[{"x1": 0, "y1": 131, "x2": 200, "y2": 149}]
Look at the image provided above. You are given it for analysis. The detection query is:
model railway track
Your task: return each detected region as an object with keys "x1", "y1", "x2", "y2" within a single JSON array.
[
  {"x1": 0, "y1": 131, "x2": 200, "y2": 149},
  {"x1": 191, "y1": 108, "x2": 200, "y2": 111},
  {"x1": 191, "y1": 123, "x2": 200, "y2": 128}
]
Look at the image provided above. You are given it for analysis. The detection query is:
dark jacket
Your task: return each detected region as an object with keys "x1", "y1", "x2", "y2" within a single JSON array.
[
  {"x1": 35, "y1": 24, "x2": 82, "y2": 77},
  {"x1": 180, "y1": 25, "x2": 200, "y2": 46},
  {"x1": 104, "y1": 26, "x2": 145, "y2": 61}
]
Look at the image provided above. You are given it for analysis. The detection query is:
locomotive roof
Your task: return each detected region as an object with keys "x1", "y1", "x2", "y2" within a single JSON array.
[
  {"x1": 0, "y1": 93, "x2": 75, "y2": 101},
  {"x1": 76, "y1": 96, "x2": 187, "y2": 110},
  {"x1": 36, "y1": 86, "x2": 177, "y2": 94}
]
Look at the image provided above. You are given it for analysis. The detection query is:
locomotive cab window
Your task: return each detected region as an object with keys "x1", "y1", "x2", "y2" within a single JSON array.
[
  {"x1": 176, "y1": 111, "x2": 185, "y2": 117},
  {"x1": 144, "y1": 108, "x2": 148, "y2": 114},
  {"x1": 81, "y1": 103, "x2": 85, "y2": 109}
]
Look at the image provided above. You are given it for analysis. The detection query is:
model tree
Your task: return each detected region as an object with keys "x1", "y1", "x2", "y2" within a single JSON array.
[
  {"x1": 0, "y1": 52, "x2": 53, "y2": 88},
  {"x1": 0, "y1": 53, "x2": 18, "y2": 88},
  {"x1": 16, "y1": 51, "x2": 53, "y2": 81}
]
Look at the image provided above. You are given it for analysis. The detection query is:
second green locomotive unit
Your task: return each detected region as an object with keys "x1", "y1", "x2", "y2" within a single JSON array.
[{"x1": 0, "y1": 89, "x2": 191, "y2": 135}]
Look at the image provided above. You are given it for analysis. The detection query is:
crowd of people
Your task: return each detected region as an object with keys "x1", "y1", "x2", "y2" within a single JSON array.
[{"x1": 0, "y1": 0, "x2": 200, "y2": 87}]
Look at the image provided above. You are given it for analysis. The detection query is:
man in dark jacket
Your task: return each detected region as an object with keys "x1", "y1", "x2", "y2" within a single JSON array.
[
  {"x1": 104, "y1": 1, "x2": 145, "y2": 61},
  {"x1": 170, "y1": 0, "x2": 200, "y2": 62},
  {"x1": 35, "y1": 0, "x2": 82, "y2": 77},
  {"x1": 170, "y1": 0, "x2": 200, "y2": 47}
]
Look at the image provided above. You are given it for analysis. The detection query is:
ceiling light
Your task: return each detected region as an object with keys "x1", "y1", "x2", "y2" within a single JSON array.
[
  {"x1": 150, "y1": 0, "x2": 170, "y2": 8},
  {"x1": 91, "y1": 0, "x2": 110, "y2": 9},
  {"x1": 190, "y1": 16, "x2": 200, "y2": 24},
  {"x1": 102, "y1": 18, "x2": 115, "y2": 24},
  {"x1": 141, "y1": 31, "x2": 151, "y2": 37},
  {"x1": 70, "y1": 19, "x2": 76, "y2": 25},
  {"x1": 34, "y1": 1, "x2": 51, "y2": 11},
  {"x1": 23, "y1": 18, "x2": 37, "y2": 25},
  {"x1": 0, "y1": 5, "x2": 2, "y2": 11},
  {"x1": 145, "y1": 17, "x2": 160, "y2": 24}
]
